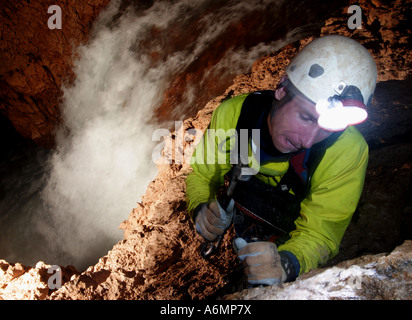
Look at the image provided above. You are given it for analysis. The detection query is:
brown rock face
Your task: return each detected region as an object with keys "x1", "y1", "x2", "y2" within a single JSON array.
[
  {"x1": 0, "y1": 259, "x2": 79, "y2": 300},
  {"x1": 0, "y1": 0, "x2": 109, "y2": 146}
]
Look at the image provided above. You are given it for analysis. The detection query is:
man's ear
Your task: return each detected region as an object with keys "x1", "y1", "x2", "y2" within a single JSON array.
[
  {"x1": 275, "y1": 85, "x2": 287, "y2": 101},
  {"x1": 274, "y1": 75, "x2": 288, "y2": 100}
]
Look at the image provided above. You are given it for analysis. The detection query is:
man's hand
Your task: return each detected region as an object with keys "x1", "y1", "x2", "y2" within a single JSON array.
[
  {"x1": 234, "y1": 238, "x2": 285, "y2": 286},
  {"x1": 195, "y1": 199, "x2": 234, "y2": 242}
]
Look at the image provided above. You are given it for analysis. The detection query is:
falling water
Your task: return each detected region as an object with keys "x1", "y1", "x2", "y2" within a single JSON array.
[{"x1": 0, "y1": 0, "x2": 326, "y2": 270}]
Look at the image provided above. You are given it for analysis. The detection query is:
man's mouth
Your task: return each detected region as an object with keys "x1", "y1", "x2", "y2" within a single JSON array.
[{"x1": 286, "y1": 138, "x2": 301, "y2": 151}]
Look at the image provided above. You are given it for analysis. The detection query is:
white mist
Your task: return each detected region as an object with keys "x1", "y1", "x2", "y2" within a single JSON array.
[{"x1": 38, "y1": 1, "x2": 171, "y2": 270}]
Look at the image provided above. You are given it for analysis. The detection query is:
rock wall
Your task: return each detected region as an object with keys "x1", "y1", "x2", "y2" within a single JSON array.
[
  {"x1": 0, "y1": 0, "x2": 346, "y2": 146},
  {"x1": 0, "y1": 260, "x2": 78, "y2": 300},
  {"x1": 0, "y1": 0, "x2": 110, "y2": 146},
  {"x1": 226, "y1": 240, "x2": 412, "y2": 300},
  {"x1": 1, "y1": 0, "x2": 411, "y2": 300}
]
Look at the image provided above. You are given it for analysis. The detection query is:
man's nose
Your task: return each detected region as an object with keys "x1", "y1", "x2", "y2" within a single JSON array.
[{"x1": 300, "y1": 127, "x2": 321, "y2": 149}]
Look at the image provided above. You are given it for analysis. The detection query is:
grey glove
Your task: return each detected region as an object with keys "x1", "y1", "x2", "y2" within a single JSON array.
[
  {"x1": 234, "y1": 238, "x2": 286, "y2": 286},
  {"x1": 195, "y1": 199, "x2": 235, "y2": 242}
]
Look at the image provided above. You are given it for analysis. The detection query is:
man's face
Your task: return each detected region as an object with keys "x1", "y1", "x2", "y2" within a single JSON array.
[{"x1": 268, "y1": 87, "x2": 333, "y2": 153}]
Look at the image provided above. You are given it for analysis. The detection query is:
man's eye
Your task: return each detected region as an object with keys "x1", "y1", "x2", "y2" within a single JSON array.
[{"x1": 299, "y1": 113, "x2": 312, "y2": 122}]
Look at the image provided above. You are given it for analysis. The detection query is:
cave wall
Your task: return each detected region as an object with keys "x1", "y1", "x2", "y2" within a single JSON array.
[
  {"x1": 0, "y1": 0, "x2": 349, "y2": 147},
  {"x1": 0, "y1": 0, "x2": 110, "y2": 146}
]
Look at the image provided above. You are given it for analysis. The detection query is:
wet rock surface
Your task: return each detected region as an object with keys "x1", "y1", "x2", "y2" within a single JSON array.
[{"x1": 225, "y1": 240, "x2": 412, "y2": 300}]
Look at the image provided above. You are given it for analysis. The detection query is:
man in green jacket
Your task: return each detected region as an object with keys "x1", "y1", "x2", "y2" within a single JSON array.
[{"x1": 185, "y1": 35, "x2": 377, "y2": 285}]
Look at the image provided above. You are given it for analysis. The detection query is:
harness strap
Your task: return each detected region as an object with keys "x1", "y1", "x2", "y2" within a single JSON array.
[{"x1": 226, "y1": 90, "x2": 343, "y2": 239}]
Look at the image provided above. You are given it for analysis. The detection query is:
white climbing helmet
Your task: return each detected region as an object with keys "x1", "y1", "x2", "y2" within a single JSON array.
[{"x1": 285, "y1": 35, "x2": 378, "y2": 131}]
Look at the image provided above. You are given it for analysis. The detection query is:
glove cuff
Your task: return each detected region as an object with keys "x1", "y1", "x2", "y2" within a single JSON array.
[
  {"x1": 192, "y1": 202, "x2": 207, "y2": 222},
  {"x1": 279, "y1": 251, "x2": 300, "y2": 282}
]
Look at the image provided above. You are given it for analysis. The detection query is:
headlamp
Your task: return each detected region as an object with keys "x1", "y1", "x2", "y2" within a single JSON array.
[{"x1": 315, "y1": 97, "x2": 368, "y2": 131}]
